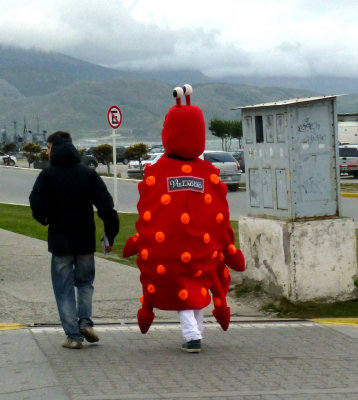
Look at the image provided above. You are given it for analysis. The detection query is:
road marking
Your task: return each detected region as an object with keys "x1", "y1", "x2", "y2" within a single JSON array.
[
  {"x1": 341, "y1": 192, "x2": 358, "y2": 197},
  {"x1": 0, "y1": 323, "x2": 26, "y2": 330},
  {"x1": 30, "y1": 321, "x2": 317, "y2": 334},
  {"x1": 312, "y1": 318, "x2": 358, "y2": 326}
]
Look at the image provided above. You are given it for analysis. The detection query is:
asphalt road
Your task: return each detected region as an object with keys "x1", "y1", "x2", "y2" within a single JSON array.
[
  {"x1": 0, "y1": 164, "x2": 248, "y2": 220},
  {"x1": 1, "y1": 164, "x2": 358, "y2": 225}
]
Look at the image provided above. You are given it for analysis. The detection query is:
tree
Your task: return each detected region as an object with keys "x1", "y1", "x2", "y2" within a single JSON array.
[
  {"x1": 124, "y1": 143, "x2": 148, "y2": 175},
  {"x1": 22, "y1": 142, "x2": 42, "y2": 168},
  {"x1": 93, "y1": 144, "x2": 113, "y2": 174},
  {"x1": 3, "y1": 142, "x2": 17, "y2": 154},
  {"x1": 209, "y1": 119, "x2": 243, "y2": 151},
  {"x1": 77, "y1": 147, "x2": 87, "y2": 156}
]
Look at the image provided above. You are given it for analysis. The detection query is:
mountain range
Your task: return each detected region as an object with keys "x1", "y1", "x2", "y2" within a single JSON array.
[{"x1": 0, "y1": 45, "x2": 358, "y2": 142}]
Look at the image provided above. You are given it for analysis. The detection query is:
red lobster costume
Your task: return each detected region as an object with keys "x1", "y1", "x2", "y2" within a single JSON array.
[{"x1": 123, "y1": 84, "x2": 245, "y2": 334}]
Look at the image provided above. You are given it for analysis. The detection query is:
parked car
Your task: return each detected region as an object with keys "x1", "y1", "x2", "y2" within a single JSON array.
[
  {"x1": 127, "y1": 153, "x2": 163, "y2": 176},
  {"x1": 201, "y1": 151, "x2": 241, "y2": 191},
  {"x1": 228, "y1": 149, "x2": 245, "y2": 172},
  {"x1": 86, "y1": 146, "x2": 128, "y2": 164},
  {"x1": 33, "y1": 154, "x2": 98, "y2": 169},
  {"x1": 148, "y1": 145, "x2": 165, "y2": 154},
  {"x1": 116, "y1": 146, "x2": 129, "y2": 164},
  {"x1": 339, "y1": 144, "x2": 358, "y2": 177},
  {"x1": 0, "y1": 152, "x2": 17, "y2": 166},
  {"x1": 81, "y1": 154, "x2": 98, "y2": 169}
]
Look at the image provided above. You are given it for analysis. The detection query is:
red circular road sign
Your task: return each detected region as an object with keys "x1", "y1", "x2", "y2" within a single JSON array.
[{"x1": 107, "y1": 105, "x2": 122, "y2": 129}]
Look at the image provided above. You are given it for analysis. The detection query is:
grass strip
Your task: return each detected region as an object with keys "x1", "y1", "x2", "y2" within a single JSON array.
[
  {"x1": 0, "y1": 203, "x2": 239, "y2": 268},
  {"x1": 262, "y1": 297, "x2": 358, "y2": 318},
  {"x1": 0, "y1": 203, "x2": 138, "y2": 267}
]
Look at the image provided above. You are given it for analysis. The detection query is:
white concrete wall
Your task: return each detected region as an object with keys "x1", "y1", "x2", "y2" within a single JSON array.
[{"x1": 238, "y1": 216, "x2": 358, "y2": 302}]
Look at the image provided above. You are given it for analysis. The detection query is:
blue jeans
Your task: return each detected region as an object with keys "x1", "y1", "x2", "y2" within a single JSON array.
[{"x1": 51, "y1": 254, "x2": 95, "y2": 342}]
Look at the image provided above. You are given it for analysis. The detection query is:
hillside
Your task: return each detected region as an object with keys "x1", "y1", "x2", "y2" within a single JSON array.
[
  {"x1": 0, "y1": 78, "x2": 320, "y2": 140},
  {"x1": 0, "y1": 45, "x2": 358, "y2": 142}
]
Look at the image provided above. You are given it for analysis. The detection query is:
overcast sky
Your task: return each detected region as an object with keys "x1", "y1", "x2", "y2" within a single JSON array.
[{"x1": 0, "y1": 0, "x2": 357, "y2": 78}]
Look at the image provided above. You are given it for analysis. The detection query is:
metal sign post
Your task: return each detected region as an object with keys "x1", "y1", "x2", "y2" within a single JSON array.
[{"x1": 107, "y1": 105, "x2": 122, "y2": 210}]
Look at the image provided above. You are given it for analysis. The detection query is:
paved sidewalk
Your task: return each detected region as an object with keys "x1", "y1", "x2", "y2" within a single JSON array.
[
  {"x1": 0, "y1": 229, "x2": 263, "y2": 325},
  {"x1": 1, "y1": 321, "x2": 358, "y2": 399},
  {"x1": 1, "y1": 229, "x2": 358, "y2": 399}
]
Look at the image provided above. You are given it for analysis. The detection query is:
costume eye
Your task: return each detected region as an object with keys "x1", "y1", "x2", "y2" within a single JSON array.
[
  {"x1": 173, "y1": 87, "x2": 184, "y2": 98},
  {"x1": 182, "y1": 84, "x2": 193, "y2": 96}
]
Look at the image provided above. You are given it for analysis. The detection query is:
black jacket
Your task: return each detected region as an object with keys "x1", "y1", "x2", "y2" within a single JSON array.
[{"x1": 29, "y1": 137, "x2": 119, "y2": 255}]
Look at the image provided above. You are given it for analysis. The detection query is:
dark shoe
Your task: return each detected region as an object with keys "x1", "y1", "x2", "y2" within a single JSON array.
[
  {"x1": 62, "y1": 336, "x2": 83, "y2": 349},
  {"x1": 80, "y1": 326, "x2": 99, "y2": 343},
  {"x1": 181, "y1": 339, "x2": 201, "y2": 353}
]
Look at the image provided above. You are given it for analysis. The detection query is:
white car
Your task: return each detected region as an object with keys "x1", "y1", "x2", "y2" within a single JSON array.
[
  {"x1": 127, "y1": 153, "x2": 163, "y2": 175},
  {"x1": 201, "y1": 151, "x2": 241, "y2": 191},
  {"x1": 339, "y1": 144, "x2": 358, "y2": 177},
  {"x1": 0, "y1": 152, "x2": 17, "y2": 166}
]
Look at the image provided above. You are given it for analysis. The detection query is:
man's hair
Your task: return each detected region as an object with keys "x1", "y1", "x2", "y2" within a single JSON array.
[{"x1": 47, "y1": 131, "x2": 72, "y2": 144}]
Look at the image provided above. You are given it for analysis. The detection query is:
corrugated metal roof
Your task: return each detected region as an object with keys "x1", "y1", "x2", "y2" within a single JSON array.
[{"x1": 232, "y1": 95, "x2": 338, "y2": 110}]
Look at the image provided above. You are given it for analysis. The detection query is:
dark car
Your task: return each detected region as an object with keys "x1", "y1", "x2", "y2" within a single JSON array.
[
  {"x1": 85, "y1": 146, "x2": 128, "y2": 165},
  {"x1": 81, "y1": 154, "x2": 98, "y2": 169},
  {"x1": 228, "y1": 149, "x2": 245, "y2": 172},
  {"x1": 34, "y1": 154, "x2": 98, "y2": 170},
  {"x1": 116, "y1": 146, "x2": 129, "y2": 164}
]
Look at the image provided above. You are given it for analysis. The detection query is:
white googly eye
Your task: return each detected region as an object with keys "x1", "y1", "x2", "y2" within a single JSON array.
[
  {"x1": 182, "y1": 84, "x2": 193, "y2": 96},
  {"x1": 173, "y1": 87, "x2": 184, "y2": 98}
]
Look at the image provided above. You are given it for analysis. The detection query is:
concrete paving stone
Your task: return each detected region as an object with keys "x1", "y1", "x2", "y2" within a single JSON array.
[
  {"x1": 21, "y1": 323, "x2": 358, "y2": 399},
  {"x1": 2, "y1": 229, "x2": 358, "y2": 399},
  {"x1": 0, "y1": 330, "x2": 68, "y2": 400}
]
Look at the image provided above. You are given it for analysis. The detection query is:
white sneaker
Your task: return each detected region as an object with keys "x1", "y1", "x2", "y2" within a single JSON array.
[{"x1": 62, "y1": 336, "x2": 83, "y2": 349}]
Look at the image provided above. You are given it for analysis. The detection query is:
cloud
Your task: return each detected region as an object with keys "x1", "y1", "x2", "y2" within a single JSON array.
[{"x1": 0, "y1": 0, "x2": 358, "y2": 77}]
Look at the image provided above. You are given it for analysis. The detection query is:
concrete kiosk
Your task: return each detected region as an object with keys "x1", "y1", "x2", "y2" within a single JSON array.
[{"x1": 233, "y1": 96, "x2": 357, "y2": 302}]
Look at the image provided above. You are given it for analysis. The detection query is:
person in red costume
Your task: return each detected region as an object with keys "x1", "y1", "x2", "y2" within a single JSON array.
[{"x1": 123, "y1": 84, "x2": 245, "y2": 353}]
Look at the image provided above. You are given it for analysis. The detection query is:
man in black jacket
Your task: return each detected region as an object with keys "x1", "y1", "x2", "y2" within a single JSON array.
[{"x1": 30, "y1": 131, "x2": 119, "y2": 349}]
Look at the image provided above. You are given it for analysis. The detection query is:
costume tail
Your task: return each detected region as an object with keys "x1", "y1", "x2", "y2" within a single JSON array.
[
  {"x1": 212, "y1": 306, "x2": 231, "y2": 331},
  {"x1": 137, "y1": 297, "x2": 155, "y2": 334},
  {"x1": 211, "y1": 275, "x2": 231, "y2": 331}
]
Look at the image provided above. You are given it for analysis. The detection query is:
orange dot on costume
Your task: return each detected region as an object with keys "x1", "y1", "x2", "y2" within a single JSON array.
[
  {"x1": 201, "y1": 287, "x2": 208, "y2": 297},
  {"x1": 211, "y1": 250, "x2": 218, "y2": 259},
  {"x1": 213, "y1": 297, "x2": 222, "y2": 307},
  {"x1": 139, "y1": 296, "x2": 144, "y2": 304},
  {"x1": 145, "y1": 176, "x2": 156, "y2": 186},
  {"x1": 216, "y1": 213, "x2": 224, "y2": 223},
  {"x1": 224, "y1": 267, "x2": 230, "y2": 278},
  {"x1": 155, "y1": 231, "x2": 165, "y2": 243},
  {"x1": 180, "y1": 252, "x2": 191, "y2": 263},
  {"x1": 210, "y1": 174, "x2": 220, "y2": 184},
  {"x1": 143, "y1": 211, "x2": 151, "y2": 222},
  {"x1": 228, "y1": 244, "x2": 237, "y2": 255},
  {"x1": 203, "y1": 233, "x2": 210, "y2": 244},
  {"x1": 141, "y1": 249, "x2": 149, "y2": 260},
  {"x1": 178, "y1": 289, "x2": 188, "y2": 301},
  {"x1": 133, "y1": 233, "x2": 139, "y2": 242},
  {"x1": 147, "y1": 284, "x2": 155, "y2": 294},
  {"x1": 181, "y1": 213, "x2": 190, "y2": 224},
  {"x1": 156, "y1": 264, "x2": 166, "y2": 275},
  {"x1": 194, "y1": 269, "x2": 202, "y2": 277},
  {"x1": 204, "y1": 194, "x2": 212, "y2": 204},
  {"x1": 181, "y1": 164, "x2": 192, "y2": 173},
  {"x1": 161, "y1": 194, "x2": 171, "y2": 205},
  {"x1": 219, "y1": 252, "x2": 224, "y2": 261}
]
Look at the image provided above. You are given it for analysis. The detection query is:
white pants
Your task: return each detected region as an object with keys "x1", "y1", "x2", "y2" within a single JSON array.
[{"x1": 178, "y1": 309, "x2": 204, "y2": 341}]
